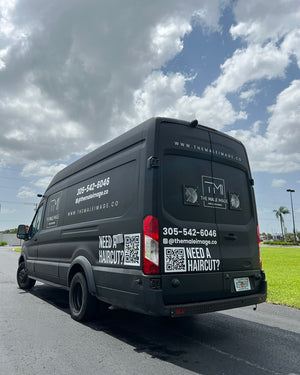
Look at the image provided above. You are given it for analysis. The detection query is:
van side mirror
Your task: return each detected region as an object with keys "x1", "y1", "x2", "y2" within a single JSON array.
[{"x1": 17, "y1": 225, "x2": 29, "y2": 240}]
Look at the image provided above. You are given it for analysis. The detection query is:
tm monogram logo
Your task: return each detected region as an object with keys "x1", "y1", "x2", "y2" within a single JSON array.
[
  {"x1": 203, "y1": 180, "x2": 224, "y2": 196},
  {"x1": 201, "y1": 176, "x2": 227, "y2": 209}
]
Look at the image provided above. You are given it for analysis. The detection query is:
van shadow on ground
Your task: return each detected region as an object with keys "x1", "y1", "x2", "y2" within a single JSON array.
[{"x1": 27, "y1": 283, "x2": 299, "y2": 375}]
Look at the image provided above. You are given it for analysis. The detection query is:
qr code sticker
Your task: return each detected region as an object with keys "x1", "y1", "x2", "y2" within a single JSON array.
[
  {"x1": 124, "y1": 233, "x2": 141, "y2": 266},
  {"x1": 164, "y1": 247, "x2": 186, "y2": 273}
]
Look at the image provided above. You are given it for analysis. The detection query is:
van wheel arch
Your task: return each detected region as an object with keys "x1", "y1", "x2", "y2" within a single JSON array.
[{"x1": 68, "y1": 256, "x2": 96, "y2": 296}]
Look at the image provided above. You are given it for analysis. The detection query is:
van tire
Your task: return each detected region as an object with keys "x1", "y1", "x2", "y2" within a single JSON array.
[
  {"x1": 69, "y1": 272, "x2": 97, "y2": 322},
  {"x1": 17, "y1": 262, "x2": 36, "y2": 290}
]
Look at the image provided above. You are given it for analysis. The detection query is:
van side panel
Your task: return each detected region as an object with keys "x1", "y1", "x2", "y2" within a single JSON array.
[{"x1": 39, "y1": 125, "x2": 158, "y2": 314}]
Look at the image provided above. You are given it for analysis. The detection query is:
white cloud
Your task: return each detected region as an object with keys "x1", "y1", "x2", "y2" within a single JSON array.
[
  {"x1": 126, "y1": 70, "x2": 247, "y2": 130},
  {"x1": 222, "y1": 0, "x2": 300, "y2": 173},
  {"x1": 183, "y1": 85, "x2": 247, "y2": 127},
  {"x1": 251, "y1": 121, "x2": 261, "y2": 134},
  {"x1": 20, "y1": 162, "x2": 66, "y2": 191},
  {"x1": 228, "y1": 0, "x2": 300, "y2": 93},
  {"x1": 0, "y1": 0, "x2": 225, "y2": 167},
  {"x1": 213, "y1": 43, "x2": 289, "y2": 95},
  {"x1": 161, "y1": 40, "x2": 291, "y2": 132},
  {"x1": 281, "y1": 29, "x2": 300, "y2": 69},
  {"x1": 240, "y1": 88, "x2": 260, "y2": 103},
  {"x1": 271, "y1": 179, "x2": 286, "y2": 188},
  {"x1": 132, "y1": 71, "x2": 189, "y2": 121},
  {"x1": 0, "y1": 207, "x2": 16, "y2": 215},
  {"x1": 266, "y1": 80, "x2": 300, "y2": 155},
  {"x1": 17, "y1": 186, "x2": 36, "y2": 199},
  {"x1": 0, "y1": 85, "x2": 87, "y2": 163},
  {"x1": 150, "y1": 19, "x2": 192, "y2": 67},
  {"x1": 192, "y1": 0, "x2": 226, "y2": 32},
  {"x1": 230, "y1": 0, "x2": 300, "y2": 44},
  {"x1": 0, "y1": 0, "x2": 17, "y2": 38},
  {"x1": 21, "y1": 162, "x2": 67, "y2": 177},
  {"x1": 34, "y1": 176, "x2": 53, "y2": 189},
  {"x1": 228, "y1": 80, "x2": 300, "y2": 173},
  {"x1": 0, "y1": 0, "x2": 299, "y2": 178},
  {"x1": 0, "y1": 47, "x2": 10, "y2": 70},
  {"x1": 142, "y1": 38, "x2": 291, "y2": 130},
  {"x1": 87, "y1": 17, "x2": 300, "y2": 173}
]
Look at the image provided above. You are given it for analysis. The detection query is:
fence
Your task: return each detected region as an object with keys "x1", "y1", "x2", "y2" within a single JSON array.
[{"x1": 0, "y1": 233, "x2": 22, "y2": 247}]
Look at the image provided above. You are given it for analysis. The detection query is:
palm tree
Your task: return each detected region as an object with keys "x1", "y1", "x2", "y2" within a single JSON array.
[{"x1": 273, "y1": 206, "x2": 290, "y2": 240}]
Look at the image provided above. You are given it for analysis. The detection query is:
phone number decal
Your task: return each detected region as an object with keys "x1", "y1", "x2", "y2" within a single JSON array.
[
  {"x1": 162, "y1": 227, "x2": 217, "y2": 237},
  {"x1": 77, "y1": 177, "x2": 110, "y2": 196}
]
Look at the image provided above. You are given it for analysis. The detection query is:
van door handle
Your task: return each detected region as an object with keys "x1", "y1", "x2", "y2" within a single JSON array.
[{"x1": 224, "y1": 234, "x2": 237, "y2": 241}]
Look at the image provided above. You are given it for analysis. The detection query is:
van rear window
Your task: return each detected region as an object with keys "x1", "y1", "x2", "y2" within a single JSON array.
[
  {"x1": 162, "y1": 154, "x2": 252, "y2": 225},
  {"x1": 162, "y1": 154, "x2": 215, "y2": 223},
  {"x1": 212, "y1": 162, "x2": 252, "y2": 225}
]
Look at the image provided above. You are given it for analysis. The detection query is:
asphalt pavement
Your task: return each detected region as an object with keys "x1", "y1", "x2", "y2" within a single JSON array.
[{"x1": 1, "y1": 246, "x2": 299, "y2": 375}]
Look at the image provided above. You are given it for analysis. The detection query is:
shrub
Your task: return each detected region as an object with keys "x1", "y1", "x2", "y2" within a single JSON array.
[{"x1": 263, "y1": 241, "x2": 299, "y2": 246}]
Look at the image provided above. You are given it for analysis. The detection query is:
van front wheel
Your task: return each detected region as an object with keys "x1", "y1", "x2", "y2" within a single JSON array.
[
  {"x1": 69, "y1": 272, "x2": 97, "y2": 322},
  {"x1": 17, "y1": 262, "x2": 36, "y2": 290}
]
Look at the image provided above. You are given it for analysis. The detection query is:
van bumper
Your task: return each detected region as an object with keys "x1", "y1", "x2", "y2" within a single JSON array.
[{"x1": 147, "y1": 280, "x2": 267, "y2": 317}]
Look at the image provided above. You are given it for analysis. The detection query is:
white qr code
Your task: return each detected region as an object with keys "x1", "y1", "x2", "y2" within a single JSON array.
[
  {"x1": 124, "y1": 233, "x2": 140, "y2": 266},
  {"x1": 164, "y1": 247, "x2": 187, "y2": 273}
]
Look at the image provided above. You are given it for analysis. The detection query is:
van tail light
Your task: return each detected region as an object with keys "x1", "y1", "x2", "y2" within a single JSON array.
[
  {"x1": 143, "y1": 216, "x2": 160, "y2": 275},
  {"x1": 257, "y1": 225, "x2": 262, "y2": 269}
]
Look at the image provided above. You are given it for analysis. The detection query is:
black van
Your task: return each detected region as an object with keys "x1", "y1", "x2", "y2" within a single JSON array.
[{"x1": 17, "y1": 117, "x2": 267, "y2": 321}]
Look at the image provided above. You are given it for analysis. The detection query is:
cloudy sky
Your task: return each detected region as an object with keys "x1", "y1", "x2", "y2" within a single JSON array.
[{"x1": 0, "y1": 0, "x2": 299, "y2": 234}]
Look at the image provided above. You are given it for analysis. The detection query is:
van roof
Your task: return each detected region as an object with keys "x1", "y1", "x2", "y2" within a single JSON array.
[{"x1": 45, "y1": 117, "x2": 243, "y2": 193}]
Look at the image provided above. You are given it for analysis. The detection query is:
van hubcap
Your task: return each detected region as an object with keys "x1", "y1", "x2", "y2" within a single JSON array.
[{"x1": 18, "y1": 267, "x2": 27, "y2": 283}]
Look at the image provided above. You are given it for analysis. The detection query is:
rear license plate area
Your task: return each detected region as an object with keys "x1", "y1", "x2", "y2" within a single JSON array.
[{"x1": 234, "y1": 277, "x2": 251, "y2": 292}]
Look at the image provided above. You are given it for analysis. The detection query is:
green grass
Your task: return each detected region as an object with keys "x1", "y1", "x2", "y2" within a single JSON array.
[
  {"x1": 261, "y1": 247, "x2": 300, "y2": 309},
  {"x1": 14, "y1": 247, "x2": 22, "y2": 252}
]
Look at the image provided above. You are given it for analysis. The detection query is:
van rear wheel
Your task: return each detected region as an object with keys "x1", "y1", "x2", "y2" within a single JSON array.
[
  {"x1": 17, "y1": 262, "x2": 36, "y2": 290},
  {"x1": 69, "y1": 272, "x2": 97, "y2": 322}
]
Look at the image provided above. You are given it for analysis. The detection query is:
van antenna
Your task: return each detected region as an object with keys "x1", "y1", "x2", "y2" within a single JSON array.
[{"x1": 190, "y1": 119, "x2": 198, "y2": 127}]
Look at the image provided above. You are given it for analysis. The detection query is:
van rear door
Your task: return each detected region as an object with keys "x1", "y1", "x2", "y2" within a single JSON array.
[
  {"x1": 210, "y1": 132, "x2": 260, "y2": 288},
  {"x1": 158, "y1": 122, "x2": 222, "y2": 304},
  {"x1": 157, "y1": 120, "x2": 259, "y2": 305}
]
